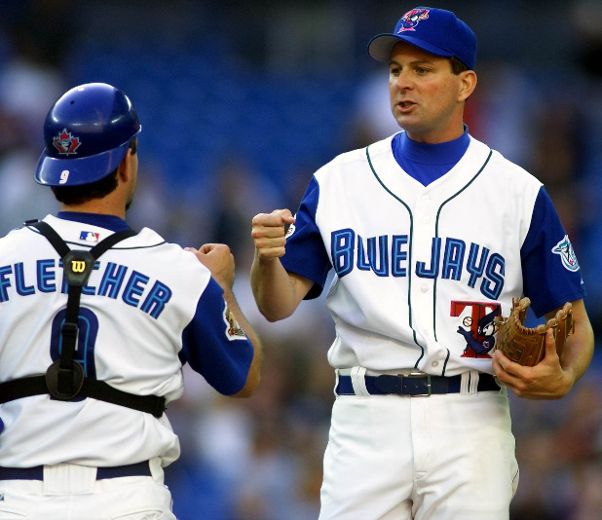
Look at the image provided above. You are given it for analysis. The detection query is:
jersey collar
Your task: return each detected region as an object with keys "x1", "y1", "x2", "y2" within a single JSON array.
[{"x1": 56, "y1": 211, "x2": 132, "y2": 232}]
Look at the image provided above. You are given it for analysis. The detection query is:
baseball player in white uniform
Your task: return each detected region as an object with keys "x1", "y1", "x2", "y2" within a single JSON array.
[
  {"x1": 250, "y1": 7, "x2": 594, "y2": 519},
  {"x1": 0, "y1": 83, "x2": 262, "y2": 519}
]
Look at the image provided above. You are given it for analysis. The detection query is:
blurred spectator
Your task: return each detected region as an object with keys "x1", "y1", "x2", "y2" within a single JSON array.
[
  {"x1": 466, "y1": 61, "x2": 542, "y2": 170},
  {"x1": 348, "y1": 70, "x2": 401, "y2": 148},
  {"x1": 0, "y1": 1, "x2": 70, "y2": 133},
  {"x1": 0, "y1": 148, "x2": 56, "y2": 234},
  {"x1": 209, "y1": 156, "x2": 280, "y2": 270},
  {"x1": 510, "y1": 370, "x2": 602, "y2": 519},
  {"x1": 0, "y1": 2, "x2": 68, "y2": 234},
  {"x1": 570, "y1": 0, "x2": 602, "y2": 340},
  {"x1": 265, "y1": 2, "x2": 355, "y2": 74},
  {"x1": 126, "y1": 159, "x2": 177, "y2": 240}
]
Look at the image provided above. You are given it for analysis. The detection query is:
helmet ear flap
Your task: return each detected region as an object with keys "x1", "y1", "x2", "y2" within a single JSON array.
[{"x1": 34, "y1": 83, "x2": 141, "y2": 187}]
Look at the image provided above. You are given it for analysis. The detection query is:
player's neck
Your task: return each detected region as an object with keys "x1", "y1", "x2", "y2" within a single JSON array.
[
  {"x1": 60, "y1": 198, "x2": 126, "y2": 220},
  {"x1": 404, "y1": 115, "x2": 466, "y2": 144}
]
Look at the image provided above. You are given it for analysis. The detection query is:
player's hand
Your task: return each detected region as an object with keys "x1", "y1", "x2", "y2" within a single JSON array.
[
  {"x1": 492, "y1": 329, "x2": 573, "y2": 399},
  {"x1": 188, "y1": 243, "x2": 235, "y2": 290},
  {"x1": 251, "y1": 209, "x2": 295, "y2": 260}
]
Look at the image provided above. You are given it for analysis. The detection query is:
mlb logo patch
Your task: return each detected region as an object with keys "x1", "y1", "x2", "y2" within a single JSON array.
[{"x1": 80, "y1": 231, "x2": 100, "y2": 243}]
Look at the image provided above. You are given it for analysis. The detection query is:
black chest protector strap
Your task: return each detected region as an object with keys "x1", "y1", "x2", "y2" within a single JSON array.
[{"x1": 0, "y1": 221, "x2": 166, "y2": 418}]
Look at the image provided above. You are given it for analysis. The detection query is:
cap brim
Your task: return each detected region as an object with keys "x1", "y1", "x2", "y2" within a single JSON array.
[
  {"x1": 368, "y1": 33, "x2": 454, "y2": 62},
  {"x1": 34, "y1": 142, "x2": 130, "y2": 186}
]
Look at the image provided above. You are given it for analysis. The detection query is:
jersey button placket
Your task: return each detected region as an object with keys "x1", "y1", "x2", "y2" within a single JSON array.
[{"x1": 411, "y1": 193, "x2": 436, "y2": 330}]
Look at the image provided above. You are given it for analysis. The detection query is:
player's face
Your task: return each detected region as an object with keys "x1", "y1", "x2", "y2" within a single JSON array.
[{"x1": 388, "y1": 43, "x2": 475, "y2": 143}]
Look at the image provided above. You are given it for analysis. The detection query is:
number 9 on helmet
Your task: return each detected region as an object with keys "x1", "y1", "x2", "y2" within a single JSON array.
[{"x1": 34, "y1": 82, "x2": 142, "y2": 187}]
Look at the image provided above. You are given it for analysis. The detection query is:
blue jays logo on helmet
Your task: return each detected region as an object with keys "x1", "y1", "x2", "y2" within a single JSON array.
[
  {"x1": 398, "y1": 8, "x2": 430, "y2": 32},
  {"x1": 52, "y1": 129, "x2": 81, "y2": 156},
  {"x1": 34, "y1": 82, "x2": 141, "y2": 187}
]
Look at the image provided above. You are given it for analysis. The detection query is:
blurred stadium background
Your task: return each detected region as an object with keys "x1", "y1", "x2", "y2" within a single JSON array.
[{"x1": 0, "y1": 1, "x2": 600, "y2": 518}]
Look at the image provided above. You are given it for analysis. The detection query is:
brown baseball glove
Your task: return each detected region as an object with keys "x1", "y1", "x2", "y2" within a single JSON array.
[{"x1": 495, "y1": 297, "x2": 574, "y2": 366}]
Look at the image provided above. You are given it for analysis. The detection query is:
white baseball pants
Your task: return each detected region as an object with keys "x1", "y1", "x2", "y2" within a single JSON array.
[
  {"x1": 0, "y1": 459, "x2": 176, "y2": 520},
  {"x1": 320, "y1": 376, "x2": 519, "y2": 519}
]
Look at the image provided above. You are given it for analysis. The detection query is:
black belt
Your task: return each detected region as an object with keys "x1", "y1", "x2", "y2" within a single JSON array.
[
  {"x1": 335, "y1": 373, "x2": 499, "y2": 396},
  {"x1": 0, "y1": 461, "x2": 151, "y2": 481}
]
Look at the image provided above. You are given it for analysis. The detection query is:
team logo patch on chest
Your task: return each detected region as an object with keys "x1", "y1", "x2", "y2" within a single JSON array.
[
  {"x1": 552, "y1": 235, "x2": 579, "y2": 272},
  {"x1": 453, "y1": 301, "x2": 501, "y2": 358}
]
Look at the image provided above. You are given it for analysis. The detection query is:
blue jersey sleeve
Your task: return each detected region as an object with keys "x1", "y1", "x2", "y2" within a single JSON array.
[
  {"x1": 521, "y1": 187, "x2": 585, "y2": 317},
  {"x1": 280, "y1": 176, "x2": 332, "y2": 299},
  {"x1": 180, "y1": 278, "x2": 254, "y2": 395}
]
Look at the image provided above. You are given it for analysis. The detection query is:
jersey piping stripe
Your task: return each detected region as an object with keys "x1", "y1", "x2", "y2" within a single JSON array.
[
  {"x1": 433, "y1": 149, "x2": 493, "y2": 375},
  {"x1": 365, "y1": 145, "x2": 425, "y2": 368}
]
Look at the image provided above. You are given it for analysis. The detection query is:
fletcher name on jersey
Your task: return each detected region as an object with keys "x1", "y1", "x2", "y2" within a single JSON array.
[{"x1": 1, "y1": 240, "x2": 172, "y2": 319}]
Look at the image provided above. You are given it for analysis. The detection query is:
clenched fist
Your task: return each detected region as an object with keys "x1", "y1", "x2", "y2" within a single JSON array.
[
  {"x1": 188, "y1": 243, "x2": 235, "y2": 290},
  {"x1": 251, "y1": 209, "x2": 295, "y2": 260}
]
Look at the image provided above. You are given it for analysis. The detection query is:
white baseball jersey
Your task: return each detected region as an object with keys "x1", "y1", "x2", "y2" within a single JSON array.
[
  {"x1": 0, "y1": 213, "x2": 253, "y2": 468},
  {"x1": 281, "y1": 133, "x2": 585, "y2": 375}
]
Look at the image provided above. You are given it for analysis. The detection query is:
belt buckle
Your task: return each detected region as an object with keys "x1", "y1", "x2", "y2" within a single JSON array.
[{"x1": 403, "y1": 371, "x2": 432, "y2": 397}]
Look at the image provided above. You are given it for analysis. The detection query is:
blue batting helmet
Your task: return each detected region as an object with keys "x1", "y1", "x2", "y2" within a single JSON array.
[{"x1": 34, "y1": 82, "x2": 141, "y2": 186}]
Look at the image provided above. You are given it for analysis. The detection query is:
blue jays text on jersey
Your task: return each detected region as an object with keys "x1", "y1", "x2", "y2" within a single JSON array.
[
  {"x1": 0, "y1": 258, "x2": 172, "y2": 319},
  {"x1": 331, "y1": 230, "x2": 505, "y2": 300}
]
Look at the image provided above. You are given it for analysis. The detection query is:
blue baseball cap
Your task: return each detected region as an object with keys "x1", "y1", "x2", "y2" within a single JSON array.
[{"x1": 368, "y1": 7, "x2": 477, "y2": 70}]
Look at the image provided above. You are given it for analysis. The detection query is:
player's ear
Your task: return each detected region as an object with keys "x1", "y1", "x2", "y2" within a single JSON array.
[
  {"x1": 116, "y1": 156, "x2": 129, "y2": 182},
  {"x1": 118, "y1": 142, "x2": 138, "y2": 182},
  {"x1": 458, "y1": 70, "x2": 477, "y2": 102}
]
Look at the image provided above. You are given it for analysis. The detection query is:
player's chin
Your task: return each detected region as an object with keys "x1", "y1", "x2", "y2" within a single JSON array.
[{"x1": 392, "y1": 112, "x2": 420, "y2": 130}]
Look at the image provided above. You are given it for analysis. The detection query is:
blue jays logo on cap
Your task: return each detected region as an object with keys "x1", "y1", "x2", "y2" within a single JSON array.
[
  {"x1": 398, "y1": 8, "x2": 430, "y2": 32},
  {"x1": 367, "y1": 6, "x2": 477, "y2": 70},
  {"x1": 52, "y1": 129, "x2": 81, "y2": 156}
]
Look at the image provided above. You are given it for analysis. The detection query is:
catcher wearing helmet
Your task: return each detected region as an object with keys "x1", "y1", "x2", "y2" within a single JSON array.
[{"x1": 0, "y1": 83, "x2": 262, "y2": 519}]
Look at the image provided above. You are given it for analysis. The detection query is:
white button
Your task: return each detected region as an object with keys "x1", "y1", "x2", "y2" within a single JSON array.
[
  {"x1": 432, "y1": 361, "x2": 439, "y2": 367},
  {"x1": 420, "y1": 284, "x2": 429, "y2": 293}
]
